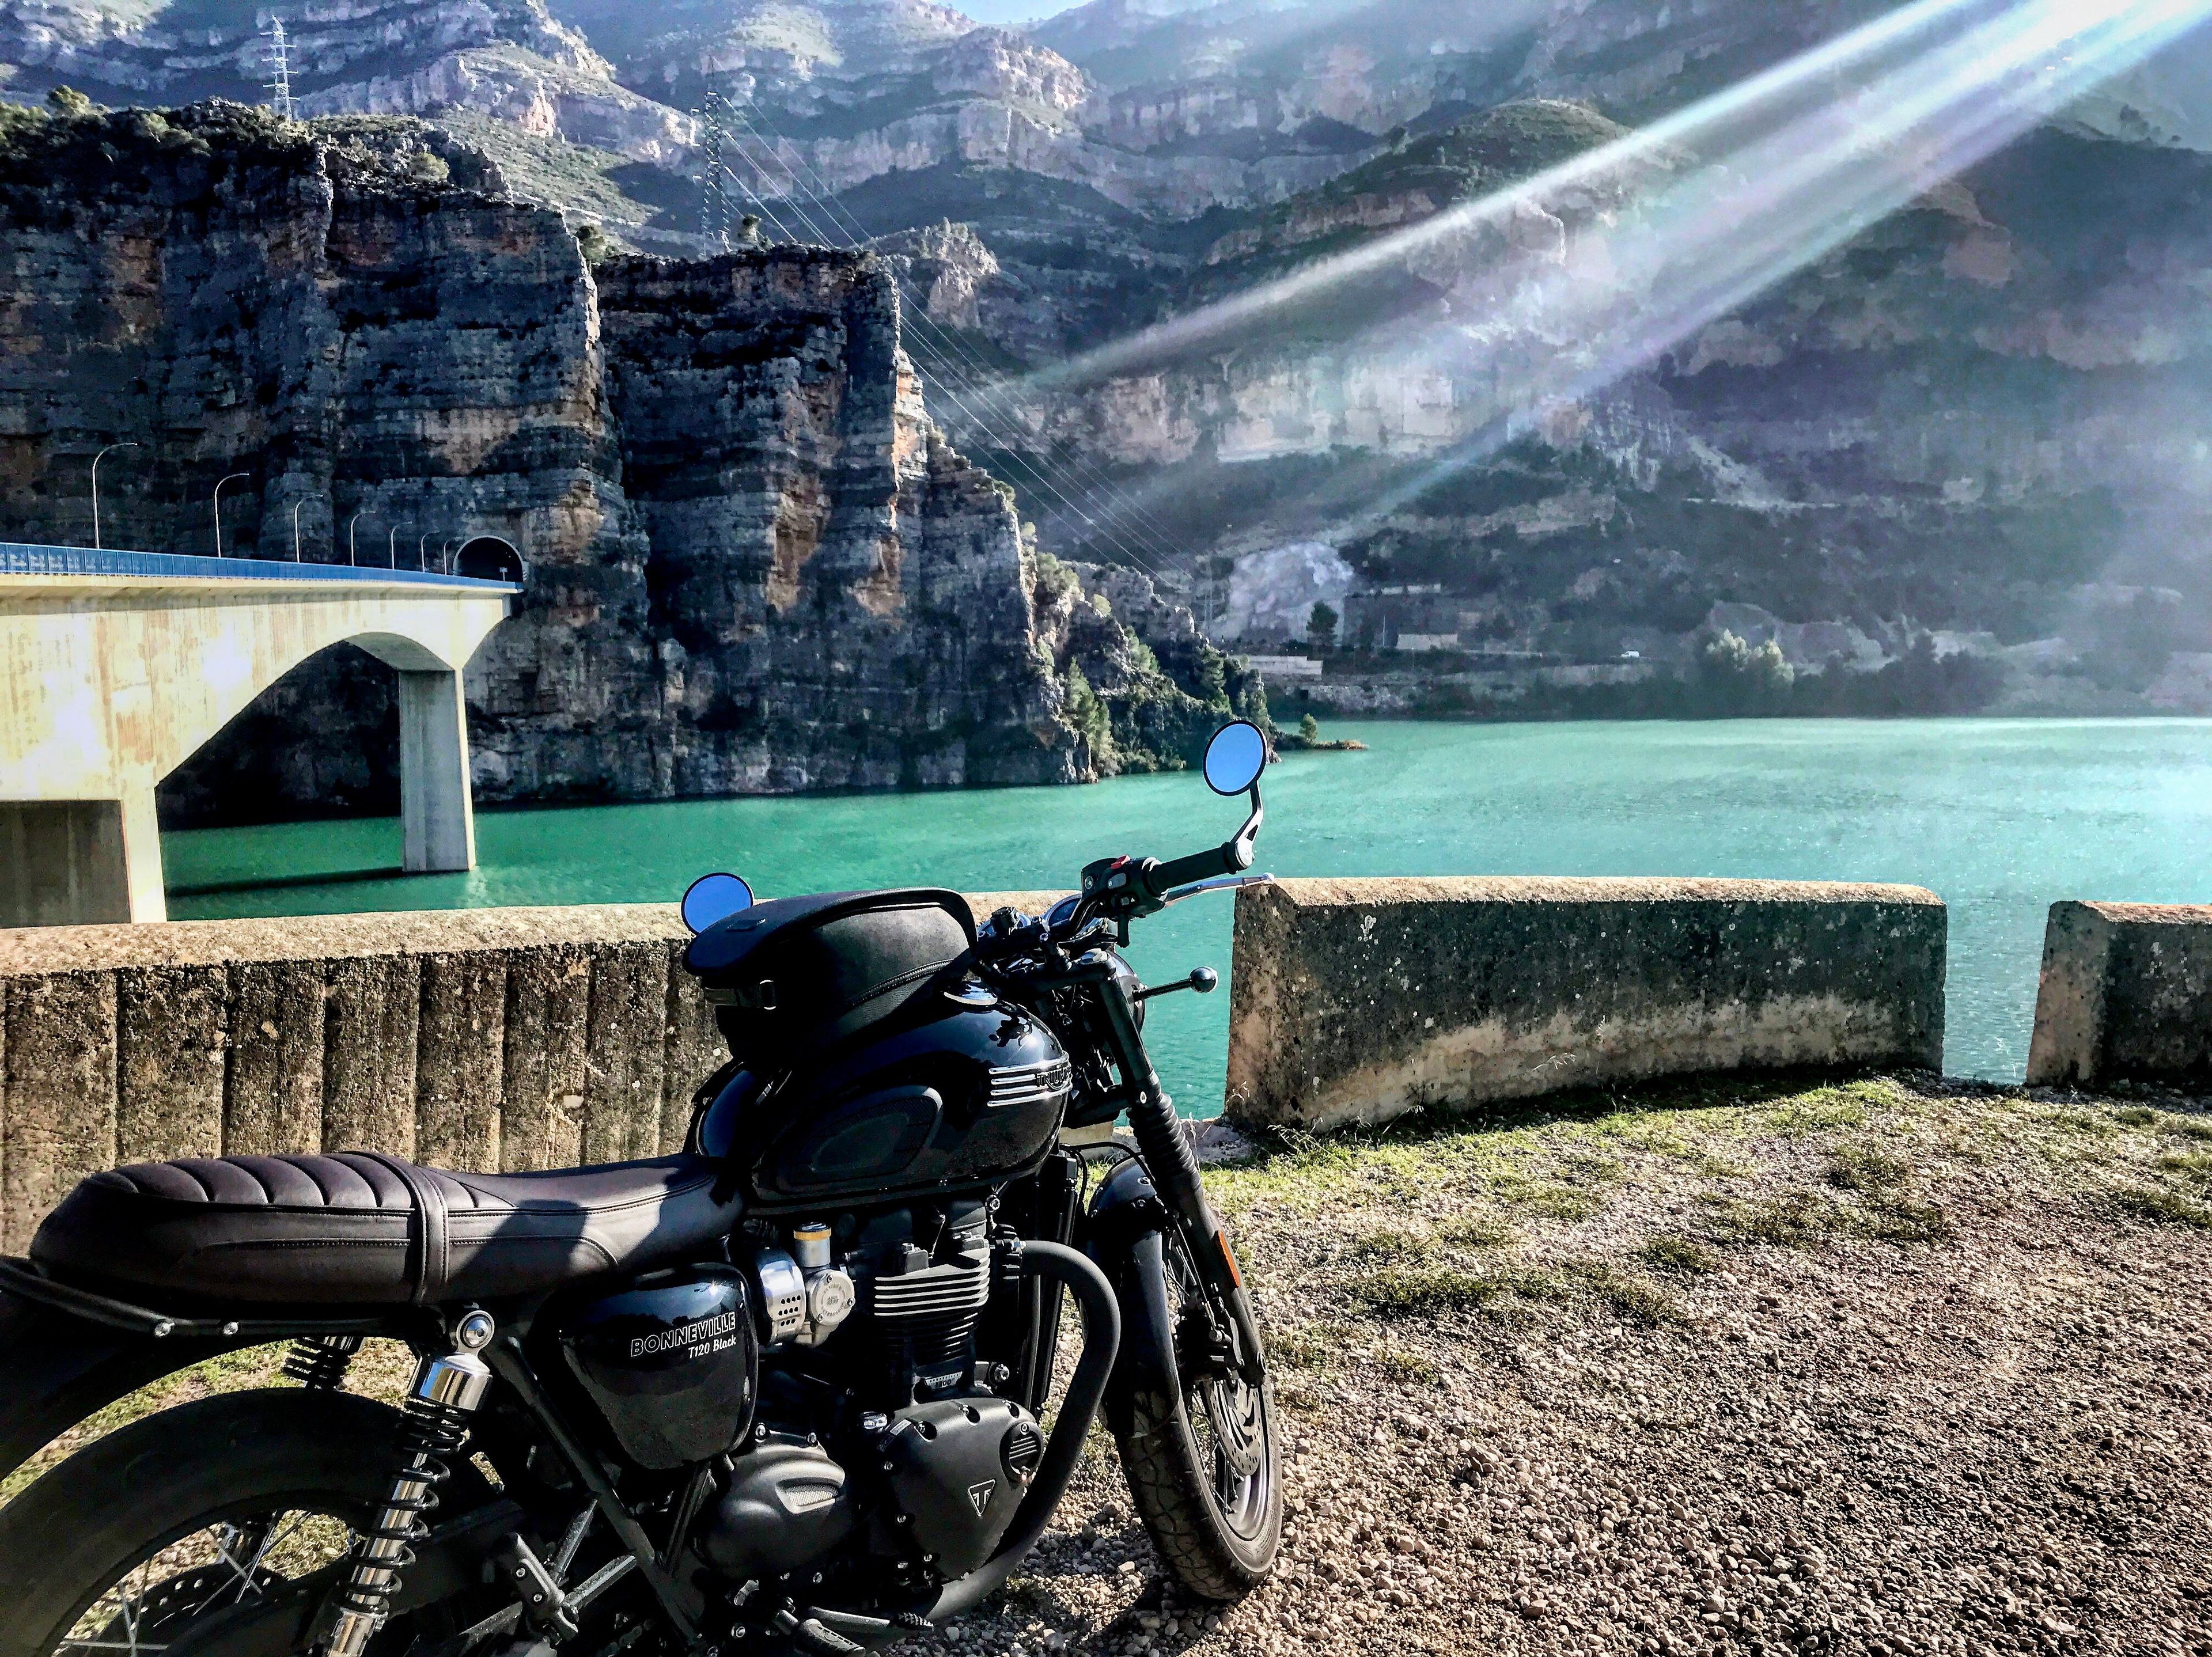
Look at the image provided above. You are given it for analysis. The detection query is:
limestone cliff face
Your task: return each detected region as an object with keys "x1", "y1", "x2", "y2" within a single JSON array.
[
  {"x1": 0, "y1": 100, "x2": 1114, "y2": 819},
  {"x1": 0, "y1": 0, "x2": 694, "y2": 166}
]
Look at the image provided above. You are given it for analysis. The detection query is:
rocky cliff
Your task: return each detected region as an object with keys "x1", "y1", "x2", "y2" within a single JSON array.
[
  {"x1": 0, "y1": 100, "x2": 1257, "y2": 822},
  {"x1": 7, "y1": 2, "x2": 2212, "y2": 722}
]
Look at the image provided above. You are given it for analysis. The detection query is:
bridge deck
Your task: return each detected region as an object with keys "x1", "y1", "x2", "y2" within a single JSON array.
[{"x1": 0, "y1": 541, "x2": 522, "y2": 593}]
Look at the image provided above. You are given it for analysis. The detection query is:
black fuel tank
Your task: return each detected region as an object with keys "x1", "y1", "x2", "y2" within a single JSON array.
[{"x1": 694, "y1": 995, "x2": 1072, "y2": 1209}]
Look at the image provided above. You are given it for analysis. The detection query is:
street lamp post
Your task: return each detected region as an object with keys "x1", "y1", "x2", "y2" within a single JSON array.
[
  {"x1": 213, "y1": 472, "x2": 250, "y2": 557},
  {"x1": 419, "y1": 533, "x2": 430, "y2": 572},
  {"x1": 291, "y1": 500, "x2": 305, "y2": 561},
  {"x1": 347, "y1": 512, "x2": 363, "y2": 566},
  {"x1": 387, "y1": 526, "x2": 398, "y2": 569},
  {"x1": 90, "y1": 442, "x2": 140, "y2": 551}
]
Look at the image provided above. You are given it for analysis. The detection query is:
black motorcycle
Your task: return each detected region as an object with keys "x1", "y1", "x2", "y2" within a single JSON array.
[{"x1": 0, "y1": 720, "x2": 1284, "y2": 1656}]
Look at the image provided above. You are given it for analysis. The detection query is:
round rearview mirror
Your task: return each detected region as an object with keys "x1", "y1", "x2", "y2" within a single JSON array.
[
  {"x1": 1202, "y1": 720, "x2": 1268, "y2": 796},
  {"x1": 680, "y1": 871, "x2": 755, "y2": 935}
]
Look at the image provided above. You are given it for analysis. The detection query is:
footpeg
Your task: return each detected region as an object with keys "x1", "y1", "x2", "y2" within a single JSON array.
[
  {"x1": 772, "y1": 1607, "x2": 867, "y2": 1655},
  {"x1": 491, "y1": 1534, "x2": 580, "y2": 1639}
]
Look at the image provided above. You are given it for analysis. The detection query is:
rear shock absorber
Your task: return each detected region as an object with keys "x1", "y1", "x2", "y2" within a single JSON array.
[
  {"x1": 320, "y1": 1311, "x2": 497, "y2": 1657},
  {"x1": 283, "y1": 1333, "x2": 364, "y2": 1391}
]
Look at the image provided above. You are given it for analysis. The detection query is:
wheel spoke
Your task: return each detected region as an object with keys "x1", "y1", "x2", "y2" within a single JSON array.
[{"x1": 55, "y1": 1506, "x2": 357, "y2": 1656}]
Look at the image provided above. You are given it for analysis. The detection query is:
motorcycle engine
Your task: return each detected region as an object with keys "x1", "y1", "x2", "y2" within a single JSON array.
[{"x1": 696, "y1": 1200, "x2": 1048, "y2": 1590}]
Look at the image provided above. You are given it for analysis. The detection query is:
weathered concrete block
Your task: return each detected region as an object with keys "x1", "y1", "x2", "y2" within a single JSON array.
[
  {"x1": 582, "y1": 941, "x2": 671, "y2": 1165},
  {"x1": 115, "y1": 964, "x2": 228, "y2": 1165},
  {"x1": 415, "y1": 951, "x2": 507, "y2": 1171},
  {"x1": 324, "y1": 954, "x2": 422, "y2": 1157},
  {"x1": 500, "y1": 943, "x2": 592, "y2": 1173},
  {"x1": 225, "y1": 958, "x2": 327, "y2": 1155},
  {"x1": 2026, "y1": 901, "x2": 2212, "y2": 1087},
  {"x1": 1226, "y1": 877, "x2": 1945, "y2": 1131},
  {"x1": 2, "y1": 973, "x2": 118, "y2": 1253},
  {"x1": 661, "y1": 947, "x2": 724, "y2": 1155}
]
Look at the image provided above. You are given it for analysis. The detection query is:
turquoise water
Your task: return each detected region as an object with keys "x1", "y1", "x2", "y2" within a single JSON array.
[{"x1": 165, "y1": 719, "x2": 2212, "y2": 1114}]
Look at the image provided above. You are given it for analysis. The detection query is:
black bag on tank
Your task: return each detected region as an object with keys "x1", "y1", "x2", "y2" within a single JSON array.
[{"x1": 682, "y1": 889, "x2": 974, "y2": 1066}]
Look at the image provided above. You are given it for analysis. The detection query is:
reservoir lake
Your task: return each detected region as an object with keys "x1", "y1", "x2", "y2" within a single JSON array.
[{"x1": 165, "y1": 718, "x2": 2212, "y2": 1119}]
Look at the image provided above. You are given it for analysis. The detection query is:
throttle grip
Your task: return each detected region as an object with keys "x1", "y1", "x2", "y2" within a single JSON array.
[{"x1": 1144, "y1": 839, "x2": 1251, "y2": 896}]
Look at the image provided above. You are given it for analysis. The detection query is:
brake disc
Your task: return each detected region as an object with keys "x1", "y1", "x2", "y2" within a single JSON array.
[{"x1": 1198, "y1": 1374, "x2": 1266, "y2": 1481}]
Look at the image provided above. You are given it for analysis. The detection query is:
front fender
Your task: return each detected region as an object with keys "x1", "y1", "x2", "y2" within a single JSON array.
[
  {"x1": 0, "y1": 1291, "x2": 252, "y2": 1484},
  {"x1": 1082, "y1": 1158, "x2": 1176, "y2": 1436}
]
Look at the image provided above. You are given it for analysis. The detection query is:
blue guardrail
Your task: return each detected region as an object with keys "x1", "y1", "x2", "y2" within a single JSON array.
[{"x1": 0, "y1": 541, "x2": 521, "y2": 591}]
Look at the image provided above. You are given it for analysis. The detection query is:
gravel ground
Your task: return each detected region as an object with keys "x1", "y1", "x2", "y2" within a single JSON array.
[
  {"x1": 10, "y1": 1074, "x2": 2210, "y2": 1656},
  {"x1": 908, "y1": 1075, "x2": 2212, "y2": 1657}
]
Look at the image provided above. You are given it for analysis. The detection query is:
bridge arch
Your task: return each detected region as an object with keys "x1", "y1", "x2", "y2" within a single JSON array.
[{"x1": 1, "y1": 546, "x2": 517, "y2": 925}]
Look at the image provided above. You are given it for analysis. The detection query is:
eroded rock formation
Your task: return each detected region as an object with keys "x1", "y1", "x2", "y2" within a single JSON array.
[{"x1": 0, "y1": 100, "x2": 1256, "y2": 822}]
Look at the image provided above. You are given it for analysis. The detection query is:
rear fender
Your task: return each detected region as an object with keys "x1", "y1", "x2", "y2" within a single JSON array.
[
  {"x1": 0, "y1": 1291, "x2": 253, "y2": 1484},
  {"x1": 1082, "y1": 1158, "x2": 1176, "y2": 1436}
]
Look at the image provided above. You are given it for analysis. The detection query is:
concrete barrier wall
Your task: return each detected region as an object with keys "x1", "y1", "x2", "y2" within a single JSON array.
[
  {"x1": 0, "y1": 894, "x2": 1054, "y2": 1251},
  {"x1": 2025, "y1": 901, "x2": 2212, "y2": 1088},
  {"x1": 1225, "y1": 877, "x2": 1946, "y2": 1131}
]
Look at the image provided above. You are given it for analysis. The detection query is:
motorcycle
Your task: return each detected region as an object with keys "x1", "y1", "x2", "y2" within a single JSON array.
[{"x1": 0, "y1": 719, "x2": 1284, "y2": 1656}]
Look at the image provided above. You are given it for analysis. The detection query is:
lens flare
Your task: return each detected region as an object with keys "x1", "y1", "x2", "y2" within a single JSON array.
[{"x1": 1005, "y1": 0, "x2": 2212, "y2": 531}]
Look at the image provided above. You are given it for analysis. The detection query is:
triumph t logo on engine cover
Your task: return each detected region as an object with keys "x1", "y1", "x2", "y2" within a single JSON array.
[{"x1": 967, "y1": 1480, "x2": 995, "y2": 1517}]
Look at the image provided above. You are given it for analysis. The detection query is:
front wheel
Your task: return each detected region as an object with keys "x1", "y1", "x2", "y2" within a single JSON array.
[
  {"x1": 0, "y1": 1387, "x2": 491, "y2": 1657},
  {"x1": 1114, "y1": 1227, "x2": 1282, "y2": 1601}
]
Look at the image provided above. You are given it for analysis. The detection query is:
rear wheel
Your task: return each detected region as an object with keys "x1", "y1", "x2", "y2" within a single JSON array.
[
  {"x1": 1114, "y1": 1227, "x2": 1282, "y2": 1601},
  {"x1": 0, "y1": 1389, "x2": 489, "y2": 1657}
]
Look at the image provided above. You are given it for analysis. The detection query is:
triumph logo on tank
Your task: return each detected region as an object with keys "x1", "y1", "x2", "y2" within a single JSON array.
[
  {"x1": 628, "y1": 1310, "x2": 740, "y2": 1360},
  {"x1": 967, "y1": 1480, "x2": 995, "y2": 1517}
]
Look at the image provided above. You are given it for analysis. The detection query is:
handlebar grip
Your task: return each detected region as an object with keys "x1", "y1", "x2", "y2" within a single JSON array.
[{"x1": 1145, "y1": 839, "x2": 1251, "y2": 896}]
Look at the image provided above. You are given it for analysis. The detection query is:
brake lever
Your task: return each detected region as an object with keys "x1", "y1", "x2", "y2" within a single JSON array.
[{"x1": 1158, "y1": 870, "x2": 1277, "y2": 905}]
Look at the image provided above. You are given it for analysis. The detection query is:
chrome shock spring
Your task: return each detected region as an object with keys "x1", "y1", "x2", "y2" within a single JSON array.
[
  {"x1": 329, "y1": 1396, "x2": 463, "y2": 1618},
  {"x1": 321, "y1": 1320, "x2": 495, "y2": 1657},
  {"x1": 283, "y1": 1333, "x2": 363, "y2": 1391}
]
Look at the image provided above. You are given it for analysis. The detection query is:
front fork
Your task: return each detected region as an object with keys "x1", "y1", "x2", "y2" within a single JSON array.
[{"x1": 1095, "y1": 981, "x2": 1266, "y2": 1386}]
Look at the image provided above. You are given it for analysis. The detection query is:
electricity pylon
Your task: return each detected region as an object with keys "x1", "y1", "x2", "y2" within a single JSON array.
[{"x1": 265, "y1": 19, "x2": 296, "y2": 122}]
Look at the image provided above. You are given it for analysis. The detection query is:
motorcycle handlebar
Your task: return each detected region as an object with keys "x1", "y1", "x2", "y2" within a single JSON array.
[{"x1": 1144, "y1": 837, "x2": 1252, "y2": 897}]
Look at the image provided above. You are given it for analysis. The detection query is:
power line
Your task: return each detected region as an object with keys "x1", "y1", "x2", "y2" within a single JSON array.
[
  {"x1": 716, "y1": 92, "x2": 1194, "y2": 585},
  {"x1": 724, "y1": 92, "x2": 1195, "y2": 572}
]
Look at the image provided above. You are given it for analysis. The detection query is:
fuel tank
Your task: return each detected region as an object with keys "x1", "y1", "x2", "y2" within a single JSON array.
[{"x1": 692, "y1": 992, "x2": 1073, "y2": 1211}]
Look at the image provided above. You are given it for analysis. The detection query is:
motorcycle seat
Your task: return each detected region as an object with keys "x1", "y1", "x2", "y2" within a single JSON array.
[{"x1": 29, "y1": 1151, "x2": 743, "y2": 1308}]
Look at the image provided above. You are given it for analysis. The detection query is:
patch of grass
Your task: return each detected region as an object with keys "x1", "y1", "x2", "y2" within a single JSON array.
[
  {"x1": 1558, "y1": 1259, "x2": 1688, "y2": 1326},
  {"x1": 1268, "y1": 1324, "x2": 1349, "y2": 1372},
  {"x1": 2113, "y1": 1185, "x2": 2212, "y2": 1228},
  {"x1": 1353, "y1": 1267, "x2": 1510, "y2": 1317},
  {"x1": 1641, "y1": 1233, "x2": 1719, "y2": 1274},
  {"x1": 1374, "y1": 1349, "x2": 1444, "y2": 1386},
  {"x1": 1348, "y1": 1231, "x2": 1435, "y2": 1266},
  {"x1": 1703, "y1": 1189, "x2": 1851, "y2": 1248},
  {"x1": 2113, "y1": 1105, "x2": 2160, "y2": 1127},
  {"x1": 2165, "y1": 1115, "x2": 2212, "y2": 1142},
  {"x1": 1861, "y1": 1198, "x2": 1954, "y2": 1243},
  {"x1": 1827, "y1": 1144, "x2": 1910, "y2": 1193},
  {"x1": 2157, "y1": 1150, "x2": 2212, "y2": 1181},
  {"x1": 2041, "y1": 1106, "x2": 2116, "y2": 1136},
  {"x1": 1768, "y1": 1089, "x2": 1870, "y2": 1135},
  {"x1": 1438, "y1": 1215, "x2": 1514, "y2": 1249},
  {"x1": 1703, "y1": 1185, "x2": 1952, "y2": 1249},
  {"x1": 1491, "y1": 1171, "x2": 1606, "y2": 1220}
]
